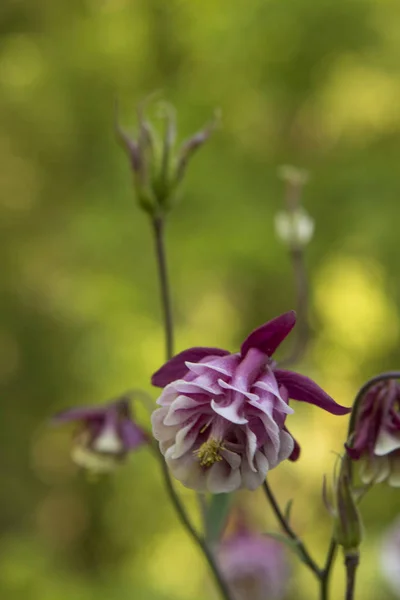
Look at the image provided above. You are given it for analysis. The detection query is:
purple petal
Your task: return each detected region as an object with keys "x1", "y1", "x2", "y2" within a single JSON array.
[
  {"x1": 52, "y1": 405, "x2": 107, "y2": 425},
  {"x1": 275, "y1": 369, "x2": 351, "y2": 415},
  {"x1": 120, "y1": 419, "x2": 147, "y2": 449},
  {"x1": 151, "y1": 347, "x2": 229, "y2": 388},
  {"x1": 241, "y1": 311, "x2": 296, "y2": 358}
]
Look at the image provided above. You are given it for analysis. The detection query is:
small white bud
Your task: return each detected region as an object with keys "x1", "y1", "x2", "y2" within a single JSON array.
[{"x1": 274, "y1": 208, "x2": 315, "y2": 248}]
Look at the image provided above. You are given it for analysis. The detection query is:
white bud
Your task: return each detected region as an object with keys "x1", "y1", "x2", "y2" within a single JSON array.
[{"x1": 274, "y1": 208, "x2": 315, "y2": 248}]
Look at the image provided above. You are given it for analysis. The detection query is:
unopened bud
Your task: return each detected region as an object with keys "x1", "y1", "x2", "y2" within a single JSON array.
[
  {"x1": 116, "y1": 98, "x2": 217, "y2": 217},
  {"x1": 325, "y1": 457, "x2": 363, "y2": 554},
  {"x1": 274, "y1": 208, "x2": 314, "y2": 249}
]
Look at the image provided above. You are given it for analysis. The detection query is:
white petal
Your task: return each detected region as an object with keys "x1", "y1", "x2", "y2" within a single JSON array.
[
  {"x1": 170, "y1": 419, "x2": 200, "y2": 459},
  {"x1": 164, "y1": 395, "x2": 207, "y2": 426},
  {"x1": 211, "y1": 398, "x2": 248, "y2": 424},
  {"x1": 151, "y1": 407, "x2": 177, "y2": 443},
  {"x1": 262, "y1": 440, "x2": 279, "y2": 469},
  {"x1": 92, "y1": 425, "x2": 124, "y2": 454},
  {"x1": 360, "y1": 455, "x2": 389, "y2": 484},
  {"x1": 253, "y1": 381, "x2": 294, "y2": 414},
  {"x1": 277, "y1": 430, "x2": 295, "y2": 462},
  {"x1": 218, "y1": 378, "x2": 259, "y2": 401},
  {"x1": 206, "y1": 461, "x2": 241, "y2": 493},
  {"x1": 375, "y1": 428, "x2": 400, "y2": 456},
  {"x1": 241, "y1": 452, "x2": 268, "y2": 490},
  {"x1": 156, "y1": 383, "x2": 180, "y2": 406},
  {"x1": 221, "y1": 448, "x2": 241, "y2": 469},
  {"x1": 166, "y1": 450, "x2": 208, "y2": 492},
  {"x1": 71, "y1": 445, "x2": 120, "y2": 473},
  {"x1": 245, "y1": 426, "x2": 258, "y2": 472}
]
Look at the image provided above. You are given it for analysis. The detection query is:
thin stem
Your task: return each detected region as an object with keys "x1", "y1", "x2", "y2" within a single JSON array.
[
  {"x1": 151, "y1": 216, "x2": 174, "y2": 360},
  {"x1": 157, "y1": 453, "x2": 233, "y2": 600},
  {"x1": 150, "y1": 214, "x2": 233, "y2": 600},
  {"x1": 320, "y1": 537, "x2": 338, "y2": 600},
  {"x1": 344, "y1": 553, "x2": 359, "y2": 600},
  {"x1": 279, "y1": 175, "x2": 310, "y2": 368},
  {"x1": 262, "y1": 480, "x2": 321, "y2": 579},
  {"x1": 280, "y1": 247, "x2": 309, "y2": 367}
]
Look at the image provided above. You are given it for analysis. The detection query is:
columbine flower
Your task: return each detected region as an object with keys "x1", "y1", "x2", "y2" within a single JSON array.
[
  {"x1": 53, "y1": 397, "x2": 147, "y2": 473},
  {"x1": 218, "y1": 528, "x2": 288, "y2": 600},
  {"x1": 151, "y1": 311, "x2": 350, "y2": 493},
  {"x1": 346, "y1": 380, "x2": 400, "y2": 486}
]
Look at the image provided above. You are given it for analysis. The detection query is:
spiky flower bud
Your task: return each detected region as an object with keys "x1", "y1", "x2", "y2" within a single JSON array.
[{"x1": 116, "y1": 98, "x2": 217, "y2": 216}]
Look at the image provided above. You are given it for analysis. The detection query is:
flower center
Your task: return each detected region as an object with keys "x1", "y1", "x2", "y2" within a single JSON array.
[{"x1": 194, "y1": 438, "x2": 225, "y2": 468}]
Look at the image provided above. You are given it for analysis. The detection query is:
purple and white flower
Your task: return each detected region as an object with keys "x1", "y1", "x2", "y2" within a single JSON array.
[
  {"x1": 53, "y1": 397, "x2": 147, "y2": 473},
  {"x1": 346, "y1": 380, "x2": 400, "y2": 486},
  {"x1": 151, "y1": 311, "x2": 350, "y2": 493}
]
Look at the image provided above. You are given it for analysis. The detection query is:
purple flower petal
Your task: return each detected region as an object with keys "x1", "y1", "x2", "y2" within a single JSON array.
[
  {"x1": 120, "y1": 419, "x2": 147, "y2": 449},
  {"x1": 152, "y1": 347, "x2": 230, "y2": 387},
  {"x1": 52, "y1": 405, "x2": 107, "y2": 424},
  {"x1": 241, "y1": 311, "x2": 296, "y2": 358},
  {"x1": 274, "y1": 369, "x2": 351, "y2": 415}
]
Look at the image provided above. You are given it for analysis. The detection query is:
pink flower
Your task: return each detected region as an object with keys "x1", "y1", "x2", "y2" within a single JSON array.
[
  {"x1": 151, "y1": 311, "x2": 350, "y2": 493},
  {"x1": 53, "y1": 397, "x2": 147, "y2": 473},
  {"x1": 346, "y1": 380, "x2": 400, "y2": 486},
  {"x1": 218, "y1": 528, "x2": 288, "y2": 600}
]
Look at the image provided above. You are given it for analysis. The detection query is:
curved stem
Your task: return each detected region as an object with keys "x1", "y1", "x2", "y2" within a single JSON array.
[
  {"x1": 157, "y1": 452, "x2": 233, "y2": 600},
  {"x1": 150, "y1": 214, "x2": 233, "y2": 600},
  {"x1": 262, "y1": 480, "x2": 321, "y2": 579}
]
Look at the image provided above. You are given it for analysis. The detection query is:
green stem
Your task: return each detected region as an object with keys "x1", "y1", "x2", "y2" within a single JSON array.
[
  {"x1": 150, "y1": 214, "x2": 233, "y2": 600},
  {"x1": 344, "y1": 553, "x2": 359, "y2": 600},
  {"x1": 262, "y1": 480, "x2": 321, "y2": 579},
  {"x1": 320, "y1": 537, "x2": 338, "y2": 600}
]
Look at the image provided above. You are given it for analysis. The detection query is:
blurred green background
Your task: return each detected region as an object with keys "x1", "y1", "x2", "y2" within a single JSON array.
[{"x1": 2, "y1": 0, "x2": 400, "y2": 598}]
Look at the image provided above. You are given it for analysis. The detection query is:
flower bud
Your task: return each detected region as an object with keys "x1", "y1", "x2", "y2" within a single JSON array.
[
  {"x1": 274, "y1": 208, "x2": 314, "y2": 249},
  {"x1": 325, "y1": 457, "x2": 363, "y2": 554},
  {"x1": 116, "y1": 98, "x2": 217, "y2": 216},
  {"x1": 334, "y1": 466, "x2": 363, "y2": 553}
]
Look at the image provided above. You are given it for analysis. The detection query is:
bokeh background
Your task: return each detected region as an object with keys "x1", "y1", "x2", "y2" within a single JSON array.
[{"x1": 2, "y1": 0, "x2": 400, "y2": 598}]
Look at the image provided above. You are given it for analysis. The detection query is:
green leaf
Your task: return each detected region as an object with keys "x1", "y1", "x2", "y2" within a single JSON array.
[
  {"x1": 284, "y1": 499, "x2": 294, "y2": 523},
  {"x1": 205, "y1": 494, "x2": 233, "y2": 542}
]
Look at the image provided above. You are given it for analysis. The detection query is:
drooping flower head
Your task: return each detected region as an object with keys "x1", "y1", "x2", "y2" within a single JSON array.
[
  {"x1": 151, "y1": 311, "x2": 350, "y2": 493},
  {"x1": 53, "y1": 397, "x2": 147, "y2": 473},
  {"x1": 346, "y1": 380, "x2": 400, "y2": 486},
  {"x1": 218, "y1": 526, "x2": 288, "y2": 600}
]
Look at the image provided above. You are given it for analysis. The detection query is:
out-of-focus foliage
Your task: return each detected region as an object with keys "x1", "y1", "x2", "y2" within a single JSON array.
[{"x1": 1, "y1": 0, "x2": 400, "y2": 598}]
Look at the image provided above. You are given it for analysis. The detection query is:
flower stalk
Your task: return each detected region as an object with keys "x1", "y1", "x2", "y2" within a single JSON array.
[{"x1": 149, "y1": 196, "x2": 233, "y2": 600}]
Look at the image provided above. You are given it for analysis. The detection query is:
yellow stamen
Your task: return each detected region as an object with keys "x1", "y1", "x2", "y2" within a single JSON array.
[{"x1": 194, "y1": 438, "x2": 225, "y2": 468}]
